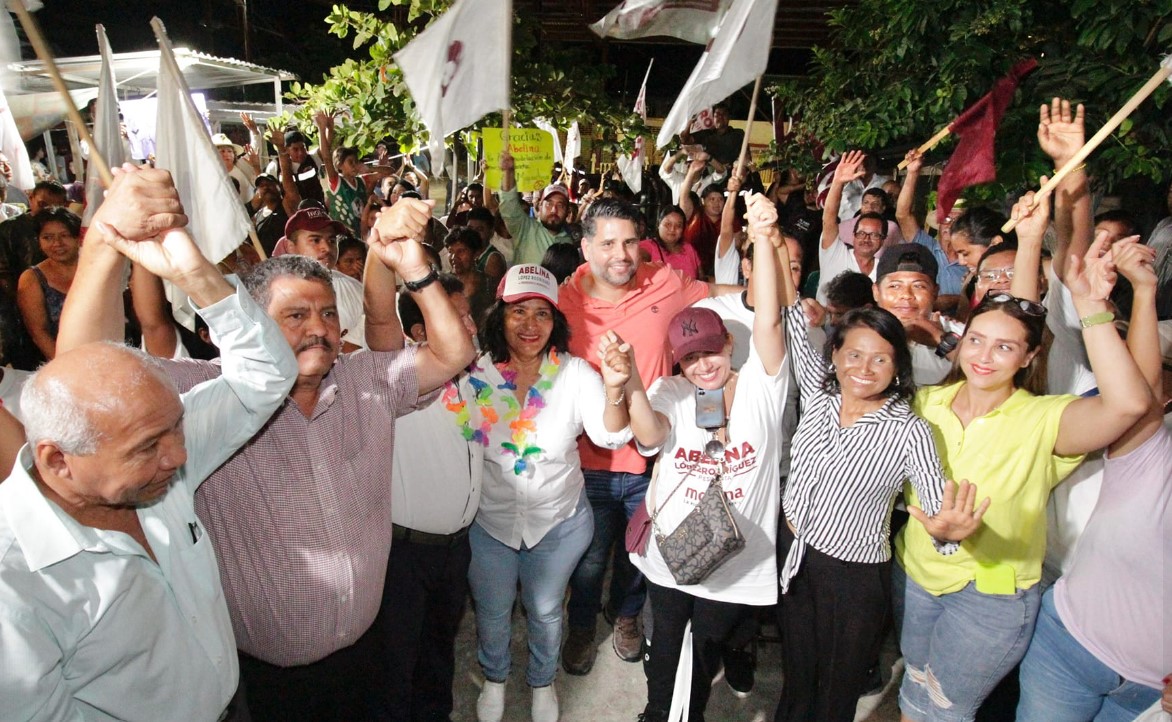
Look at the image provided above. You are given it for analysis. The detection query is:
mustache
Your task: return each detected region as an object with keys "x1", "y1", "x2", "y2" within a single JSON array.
[{"x1": 296, "y1": 336, "x2": 334, "y2": 353}]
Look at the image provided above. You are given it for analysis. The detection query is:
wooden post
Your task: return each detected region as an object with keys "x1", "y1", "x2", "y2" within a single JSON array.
[{"x1": 896, "y1": 125, "x2": 953, "y2": 170}]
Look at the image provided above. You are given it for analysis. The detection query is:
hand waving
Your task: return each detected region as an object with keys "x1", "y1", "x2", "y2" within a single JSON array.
[
  {"x1": 833, "y1": 150, "x2": 867, "y2": 185},
  {"x1": 1038, "y1": 98, "x2": 1085, "y2": 166},
  {"x1": 908, "y1": 479, "x2": 990, "y2": 542},
  {"x1": 1066, "y1": 231, "x2": 1117, "y2": 302}
]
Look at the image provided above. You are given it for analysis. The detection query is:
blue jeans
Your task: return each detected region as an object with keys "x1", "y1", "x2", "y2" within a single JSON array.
[
  {"x1": 1017, "y1": 588, "x2": 1161, "y2": 722},
  {"x1": 893, "y1": 561, "x2": 1042, "y2": 722},
  {"x1": 468, "y1": 494, "x2": 594, "y2": 687},
  {"x1": 567, "y1": 469, "x2": 650, "y2": 630}
]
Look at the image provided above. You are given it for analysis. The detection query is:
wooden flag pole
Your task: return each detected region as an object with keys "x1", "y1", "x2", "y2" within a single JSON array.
[
  {"x1": 9, "y1": 0, "x2": 113, "y2": 186},
  {"x1": 1001, "y1": 58, "x2": 1172, "y2": 233},
  {"x1": 896, "y1": 125, "x2": 953, "y2": 170},
  {"x1": 734, "y1": 75, "x2": 763, "y2": 179}
]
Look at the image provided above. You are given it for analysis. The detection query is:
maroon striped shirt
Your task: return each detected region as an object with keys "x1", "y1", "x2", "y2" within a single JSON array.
[{"x1": 167, "y1": 347, "x2": 419, "y2": 667}]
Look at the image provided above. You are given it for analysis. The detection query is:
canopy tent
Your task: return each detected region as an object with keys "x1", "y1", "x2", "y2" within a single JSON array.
[{"x1": 7, "y1": 47, "x2": 296, "y2": 140}]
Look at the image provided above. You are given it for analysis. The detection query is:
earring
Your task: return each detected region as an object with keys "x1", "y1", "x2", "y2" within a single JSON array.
[{"x1": 894, "y1": 375, "x2": 901, "y2": 386}]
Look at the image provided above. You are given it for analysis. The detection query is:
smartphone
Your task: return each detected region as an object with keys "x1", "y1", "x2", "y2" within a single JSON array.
[{"x1": 694, "y1": 387, "x2": 726, "y2": 429}]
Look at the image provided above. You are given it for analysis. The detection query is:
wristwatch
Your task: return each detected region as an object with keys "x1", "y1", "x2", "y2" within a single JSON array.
[
  {"x1": 402, "y1": 267, "x2": 439, "y2": 293},
  {"x1": 935, "y1": 331, "x2": 961, "y2": 358}
]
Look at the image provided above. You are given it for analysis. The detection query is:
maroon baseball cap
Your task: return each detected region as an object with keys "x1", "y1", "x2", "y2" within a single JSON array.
[
  {"x1": 668, "y1": 307, "x2": 729, "y2": 361},
  {"x1": 284, "y1": 206, "x2": 348, "y2": 239}
]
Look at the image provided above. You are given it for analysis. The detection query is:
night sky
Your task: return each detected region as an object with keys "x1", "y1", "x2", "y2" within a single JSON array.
[{"x1": 33, "y1": 0, "x2": 812, "y2": 117}]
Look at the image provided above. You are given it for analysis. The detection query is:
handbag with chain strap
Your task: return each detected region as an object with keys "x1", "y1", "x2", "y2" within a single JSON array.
[{"x1": 655, "y1": 467, "x2": 745, "y2": 586}]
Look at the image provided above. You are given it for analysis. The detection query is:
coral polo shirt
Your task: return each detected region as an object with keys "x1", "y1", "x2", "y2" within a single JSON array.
[{"x1": 561, "y1": 262, "x2": 709, "y2": 473}]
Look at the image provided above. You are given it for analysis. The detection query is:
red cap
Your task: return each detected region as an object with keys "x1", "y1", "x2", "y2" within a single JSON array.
[
  {"x1": 668, "y1": 307, "x2": 728, "y2": 360},
  {"x1": 284, "y1": 207, "x2": 348, "y2": 240}
]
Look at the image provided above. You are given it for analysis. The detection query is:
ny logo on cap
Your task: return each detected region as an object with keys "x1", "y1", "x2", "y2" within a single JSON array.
[{"x1": 681, "y1": 319, "x2": 699, "y2": 337}]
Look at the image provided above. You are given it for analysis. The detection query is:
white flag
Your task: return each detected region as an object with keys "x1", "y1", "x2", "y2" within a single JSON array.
[
  {"x1": 152, "y1": 17, "x2": 250, "y2": 267},
  {"x1": 0, "y1": 86, "x2": 33, "y2": 191},
  {"x1": 656, "y1": 0, "x2": 777, "y2": 148},
  {"x1": 395, "y1": 0, "x2": 511, "y2": 162},
  {"x1": 82, "y1": 25, "x2": 125, "y2": 225},
  {"x1": 533, "y1": 118, "x2": 563, "y2": 163},
  {"x1": 616, "y1": 59, "x2": 653, "y2": 194},
  {"x1": 591, "y1": 0, "x2": 731, "y2": 45},
  {"x1": 563, "y1": 121, "x2": 581, "y2": 174}
]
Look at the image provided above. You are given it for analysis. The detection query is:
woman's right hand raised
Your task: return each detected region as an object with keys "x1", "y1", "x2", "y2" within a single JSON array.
[{"x1": 597, "y1": 330, "x2": 634, "y2": 390}]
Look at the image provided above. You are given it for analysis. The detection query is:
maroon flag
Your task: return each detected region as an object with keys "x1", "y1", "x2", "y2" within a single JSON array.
[{"x1": 936, "y1": 59, "x2": 1038, "y2": 225}]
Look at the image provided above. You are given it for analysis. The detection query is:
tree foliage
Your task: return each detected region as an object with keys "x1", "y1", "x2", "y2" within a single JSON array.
[
  {"x1": 768, "y1": 0, "x2": 1172, "y2": 195},
  {"x1": 284, "y1": 1, "x2": 646, "y2": 159}
]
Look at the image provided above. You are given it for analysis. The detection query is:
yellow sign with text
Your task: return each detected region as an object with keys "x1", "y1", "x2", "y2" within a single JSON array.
[{"x1": 484, "y1": 127, "x2": 556, "y2": 193}]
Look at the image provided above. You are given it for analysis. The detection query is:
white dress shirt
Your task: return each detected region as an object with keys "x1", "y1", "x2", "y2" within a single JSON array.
[
  {"x1": 391, "y1": 372, "x2": 485, "y2": 534},
  {"x1": 0, "y1": 288, "x2": 296, "y2": 721}
]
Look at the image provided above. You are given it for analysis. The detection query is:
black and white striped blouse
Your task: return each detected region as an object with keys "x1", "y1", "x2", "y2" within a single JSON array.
[{"x1": 780, "y1": 301, "x2": 954, "y2": 592}]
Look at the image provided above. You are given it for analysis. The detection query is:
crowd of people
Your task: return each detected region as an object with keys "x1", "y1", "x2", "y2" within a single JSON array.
[{"x1": 0, "y1": 89, "x2": 1168, "y2": 722}]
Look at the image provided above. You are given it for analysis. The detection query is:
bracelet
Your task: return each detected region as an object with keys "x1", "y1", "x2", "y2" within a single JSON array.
[
  {"x1": 1079, "y1": 310, "x2": 1115, "y2": 329},
  {"x1": 402, "y1": 267, "x2": 439, "y2": 293},
  {"x1": 607, "y1": 390, "x2": 625, "y2": 407},
  {"x1": 1053, "y1": 163, "x2": 1086, "y2": 176}
]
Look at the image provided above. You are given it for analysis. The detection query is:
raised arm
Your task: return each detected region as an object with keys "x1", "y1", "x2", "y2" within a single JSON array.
[
  {"x1": 678, "y1": 157, "x2": 706, "y2": 220},
  {"x1": 716, "y1": 170, "x2": 744, "y2": 261},
  {"x1": 314, "y1": 112, "x2": 339, "y2": 188},
  {"x1": 821, "y1": 150, "x2": 865, "y2": 250},
  {"x1": 616, "y1": 335, "x2": 672, "y2": 450},
  {"x1": 367, "y1": 212, "x2": 475, "y2": 394},
  {"x1": 1038, "y1": 98, "x2": 1092, "y2": 281},
  {"x1": 129, "y1": 263, "x2": 180, "y2": 358},
  {"x1": 1007, "y1": 188, "x2": 1049, "y2": 302},
  {"x1": 596, "y1": 331, "x2": 633, "y2": 434},
  {"x1": 269, "y1": 125, "x2": 302, "y2": 216},
  {"x1": 1106, "y1": 239, "x2": 1163, "y2": 455},
  {"x1": 896, "y1": 149, "x2": 925, "y2": 240},
  {"x1": 745, "y1": 192, "x2": 785, "y2": 376},
  {"x1": 1054, "y1": 235, "x2": 1153, "y2": 455},
  {"x1": 362, "y1": 200, "x2": 435, "y2": 352},
  {"x1": 57, "y1": 166, "x2": 189, "y2": 351}
]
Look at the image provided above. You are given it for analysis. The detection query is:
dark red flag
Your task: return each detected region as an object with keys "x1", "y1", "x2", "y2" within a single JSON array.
[{"x1": 936, "y1": 59, "x2": 1038, "y2": 225}]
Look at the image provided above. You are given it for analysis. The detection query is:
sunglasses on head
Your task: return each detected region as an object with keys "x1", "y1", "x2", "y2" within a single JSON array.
[{"x1": 982, "y1": 292, "x2": 1045, "y2": 317}]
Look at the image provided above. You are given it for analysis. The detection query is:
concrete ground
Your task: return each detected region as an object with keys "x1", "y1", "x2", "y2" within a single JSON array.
[{"x1": 449, "y1": 603, "x2": 904, "y2": 721}]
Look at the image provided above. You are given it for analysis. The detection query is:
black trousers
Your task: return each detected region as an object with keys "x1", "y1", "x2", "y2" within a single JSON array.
[
  {"x1": 372, "y1": 533, "x2": 471, "y2": 722},
  {"x1": 237, "y1": 620, "x2": 383, "y2": 722},
  {"x1": 644, "y1": 580, "x2": 752, "y2": 722},
  {"x1": 774, "y1": 520, "x2": 890, "y2": 722}
]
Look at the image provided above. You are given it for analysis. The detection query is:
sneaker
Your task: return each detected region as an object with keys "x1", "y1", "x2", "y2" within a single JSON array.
[
  {"x1": 722, "y1": 646, "x2": 755, "y2": 698},
  {"x1": 613, "y1": 615, "x2": 643, "y2": 662},
  {"x1": 531, "y1": 683, "x2": 559, "y2": 722},
  {"x1": 562, "y1": 625, "x2": 597, "y2": 675},
  {"x1": 476, "y1": 679, "x2": 506, "y2": 722}
]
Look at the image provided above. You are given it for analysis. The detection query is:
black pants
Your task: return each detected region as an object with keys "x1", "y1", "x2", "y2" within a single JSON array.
[
  {"x1": 238, "y1": 620, "x2": 383, "y2": 722},
  {"x1": 774, "y1": 520, "x2": 890, "y2": 722},
  {"x1": 372, "y1": 533, "x2": 471, "y2": 722},
  {"x1": 644, "y1": 580, "x2": 752, "y2": 722}
]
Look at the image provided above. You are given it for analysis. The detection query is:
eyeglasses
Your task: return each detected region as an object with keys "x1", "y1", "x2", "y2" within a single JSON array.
[
  {"x1": 982, "y1": 292, "x2": 1045, "y2": 317},
  {"x1": 976, "y1": 267, "x2": 1015, "y2": 282},
  {"x1": 853, "y1": 230, "x2": 886, "y2": 242}
]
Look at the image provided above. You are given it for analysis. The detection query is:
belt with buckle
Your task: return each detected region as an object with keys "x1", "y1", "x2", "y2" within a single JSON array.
[{"x1": 392, "y1": 523, "x2": 470, "y2": 548}]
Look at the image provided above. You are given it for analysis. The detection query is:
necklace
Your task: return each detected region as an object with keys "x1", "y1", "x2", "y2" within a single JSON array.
[
  {"x1": 442, "y1": 370, "x2": 495, "y2": 447},
  {"x1": 495, "y1": 349, "x2": 562, "y2": 475}
]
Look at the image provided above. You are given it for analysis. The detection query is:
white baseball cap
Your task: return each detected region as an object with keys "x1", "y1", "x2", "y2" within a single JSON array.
[{"x1": 496, "y1": 264, "x2": 559, "y2": 308}]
